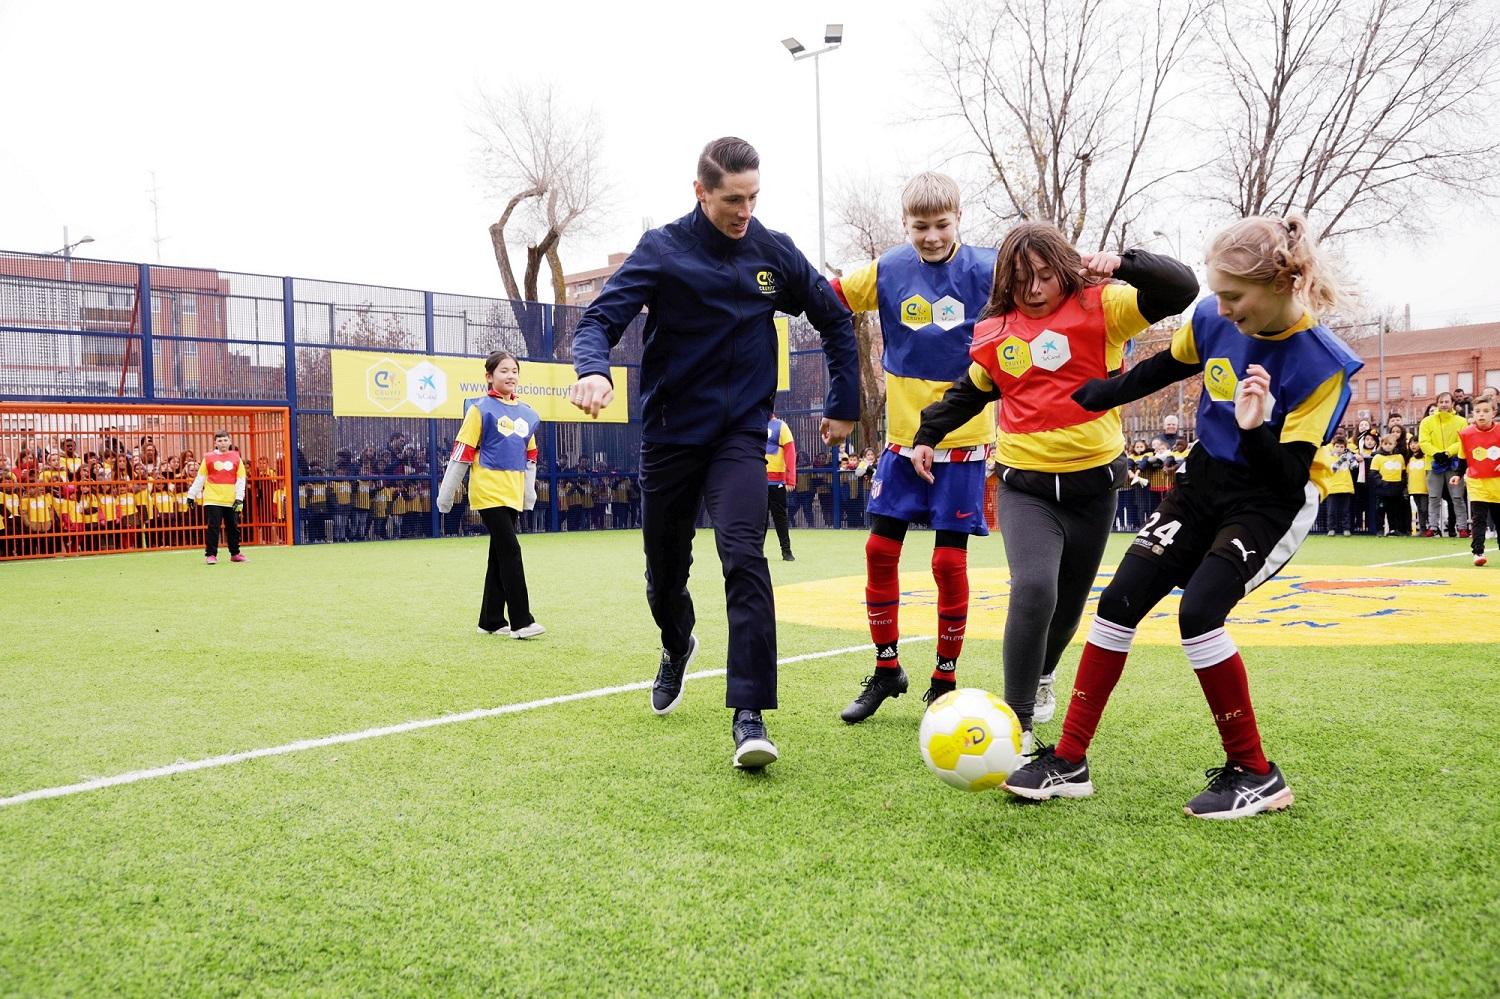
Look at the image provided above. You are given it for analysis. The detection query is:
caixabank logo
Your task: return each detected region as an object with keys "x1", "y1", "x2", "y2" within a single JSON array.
[{"x1": 405, "y1": 360, "x2": 447, "y2": 414}]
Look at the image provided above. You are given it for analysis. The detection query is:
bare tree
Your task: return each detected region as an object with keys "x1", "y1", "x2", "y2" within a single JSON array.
[
  {"x1": 928, "y1": 0, "x2": 1201, "y2": 249},
  {"x1": 473, "y1": 83, "x2": 609, "y2": 303},
  {"x1": 1205, "y1": 0, "x2": 1500, "y2": 241},
  {"x1": 828, "y1": 176, "x2": 908, "y2": 451}
]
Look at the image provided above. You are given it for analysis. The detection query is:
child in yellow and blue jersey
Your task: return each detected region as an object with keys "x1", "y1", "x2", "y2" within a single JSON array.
[
  {"x1": 1371, "y1": 433, "x2": 1410, "y2": 536},
  {"x1": 1008, "y1": 214, "x2": 1362, "y2": 820},
  {"x1": 1318, "y1": 437, "x2": 1357, "y2": 534},
  {"x1": 829, "y1": 172, "x2": 1001, "y2": 718},
  {"x1": 438, "y1": 351, "x2": 544, "y2": 639}
]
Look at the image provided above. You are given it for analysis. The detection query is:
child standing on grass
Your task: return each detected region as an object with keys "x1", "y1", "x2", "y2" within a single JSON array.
[
  {"x1": 1455, "y1": 395, "x2": 1500, "y2": 566},
  {"x1": 1371, "y1": 433, "x2": 1410, "y2": 537},
  {"x1": 187, "y1": 430, "x2": 247, "y2": 565},
  {"x1": 438, "y1": 351, "x2": 544, "y2": 639},
  {"x1": 828, "y1": 172, "x2": 1000, "y2": 720},
  {"x1": 1004, "y1": 214, "x2": 1362, "y2": 820},
  {"x1": 1406, "y1": 439, "x2": 1428, "y2": 535},
  {"x1": 1318, "y1": 437, "x2": 1356, "y2": 535}
]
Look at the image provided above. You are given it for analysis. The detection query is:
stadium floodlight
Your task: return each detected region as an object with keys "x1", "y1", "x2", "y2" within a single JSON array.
[{"x1": 778, "y1": 25, "x2": 847, "y2": 275}]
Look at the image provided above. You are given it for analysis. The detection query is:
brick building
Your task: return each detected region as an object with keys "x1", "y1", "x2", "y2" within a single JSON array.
[
  {"x1": 561, "y1": 252, "x2": 628, "y2": 308},
  {"x1": 1343, "y1": 322, "x2": 1500, "y2": 424}
]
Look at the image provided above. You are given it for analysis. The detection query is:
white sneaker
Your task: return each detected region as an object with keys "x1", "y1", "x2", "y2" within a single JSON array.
[
  {"x1": 1021, "y1": 729, "x2": 1035, "y2": 757},
  {"x1": 511, "y1": 622, "x2": 546, "y2": 639},
  {"x1": 1033, "y1": 676, "x2": 1057, "y2": 724},
  {"x1": 477, "y1": 625, "x2": 510, "y2": 636}
]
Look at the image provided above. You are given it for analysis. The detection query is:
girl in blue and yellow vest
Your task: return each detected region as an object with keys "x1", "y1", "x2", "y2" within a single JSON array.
[
  {"x1": 1317, "y1": 436, "x2": 1357, "y2": 534},
  {"x1": 1007, "y1": 214, "x2": 1362, "y2": 820},
  {"x1": 438, "y1": 350, "x2": 544, "y2": 639},
  {"x1": 913, "y1": 221, "x2": 1197, "y2": 733}
]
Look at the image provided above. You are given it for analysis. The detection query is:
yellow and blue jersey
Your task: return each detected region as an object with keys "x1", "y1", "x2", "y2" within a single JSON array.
[
  {"x1": 833, "y1": 243, "x2": 997, "y2": 452},
  {"x1": 456, "y1": 394, "x2": 540, "y2": 511},
  {"x1": 1170, "y1": 299, "x2": 1361, "y2": 480}
]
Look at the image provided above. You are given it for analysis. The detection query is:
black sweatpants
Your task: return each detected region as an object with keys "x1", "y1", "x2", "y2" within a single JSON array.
[
  {"x1": 477, "y1": 506, "x2": 533, "y2": 632},
  {"x1": 1472, "y1": 500, "x2": 1499, "y2": 556},
  {"x1": 204, "y1": 504, "x2": 241, "y2": 557},
  {"x1": 767, "y1": 484, "x2": 792, "y2": 556},
  {"x1": 996, "y1": 481, "x2": 1117, "y2": 724},
  {"x1": 642, "y1": 431, "x2": 776, "y2": 710}
]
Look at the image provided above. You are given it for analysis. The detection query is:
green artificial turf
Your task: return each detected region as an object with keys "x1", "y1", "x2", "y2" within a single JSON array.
[{"x1": 1, "y1": 530, "x2": 1495, "y2": 996}]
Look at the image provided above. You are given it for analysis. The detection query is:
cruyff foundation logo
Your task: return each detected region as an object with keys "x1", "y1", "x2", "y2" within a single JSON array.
[
  {"x1": 774, "y1": 566, "x2": 1492, "y2": 647},
  {"x1": 364, "y1": 356, "x2": 448, "y2": 413},
  {"x1": 756, "y1": 270, "x2": 779, "y2": 296}
]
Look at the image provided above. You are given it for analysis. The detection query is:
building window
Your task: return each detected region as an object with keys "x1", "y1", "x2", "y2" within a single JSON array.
[
  {"x1": 1412, "y1": 374, "x2": 1427, "y2": 398},
  {"x1": 1435, "y1": 373, "x2": 1451, "y2": 395},
  {"x1": 1386, "y1": 376, "x2": 1400, "y2": 399},
  {"x1": 183, "y1": 297, "x2": 198, "y2": 316},
  {"x1": 1486, "y1": 370, "x2": 1500, "y2": 393},
  {"x1": 1457, "y1": 371, "x2": 1473, "y2": 393},
  {"x1": 1364, "y1": 378, "x2": 1377, "y2": 401}
]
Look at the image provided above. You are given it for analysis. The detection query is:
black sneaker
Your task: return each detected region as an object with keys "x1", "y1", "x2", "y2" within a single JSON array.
[
  {"x1": 650, "y1": 634, "x2": 698, "y2": 716},
  {"x1": 839, "y1": 668, "x2": 909, "y2": 723},
  {"x1": 782, "y1": 551, "x2": 796, "y2": 562},
  {"x1": 732, "y1": 709, "x2": 779, "y2": 769},
  {"x1": 1184, "y1": 761, "x2": 1293, "y2": 820},
  {"x1": 1002, "y1": 743, "x2": 1094, "y2": 801},
  {"x1": 922, "y1": 677, "x2": 957, "y2": 706}
]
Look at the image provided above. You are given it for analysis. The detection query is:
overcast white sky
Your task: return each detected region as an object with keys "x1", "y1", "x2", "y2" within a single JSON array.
[{"x1": 1, "y1": 0, "x2": 1492, "y2": 330}]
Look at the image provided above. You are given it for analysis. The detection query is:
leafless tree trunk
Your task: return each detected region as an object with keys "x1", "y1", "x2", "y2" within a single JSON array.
[
  {"x1": 1205, "y1": 0, "x2": 1500, "y2": 241},
  {"x1": 928, "y1": 0, "x2": 1200, "y2": 249},
  {"x1": 473, "y1": 83, "x2": 609, "y2": 303}
]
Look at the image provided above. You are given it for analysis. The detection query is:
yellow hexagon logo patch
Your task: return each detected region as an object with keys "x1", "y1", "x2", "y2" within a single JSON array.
[
  {"x1": 901, "y1": 295, "x2": 933, "y2": 330},
  {"x1": 1204, "y1": 356, "x2": 1238, "y2": 402},
  {"x1": 997, "y1": 336, "x2": 1033, "y2": 378}
]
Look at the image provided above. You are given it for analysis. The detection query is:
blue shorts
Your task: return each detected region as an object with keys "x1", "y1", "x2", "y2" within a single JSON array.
[{"x1": 867, "y1": 449, "x2": 989, "y2": 535}]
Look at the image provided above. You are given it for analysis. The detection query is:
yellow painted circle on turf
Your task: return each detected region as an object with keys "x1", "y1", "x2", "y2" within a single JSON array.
[{"x1": 776, "y1": 565, "x2": 1492, "y2": 646}]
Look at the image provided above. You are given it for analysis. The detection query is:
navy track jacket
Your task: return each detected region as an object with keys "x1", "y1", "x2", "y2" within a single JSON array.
[{"x1": 571, "y1": 205, "x2": 859, "y2": 445}]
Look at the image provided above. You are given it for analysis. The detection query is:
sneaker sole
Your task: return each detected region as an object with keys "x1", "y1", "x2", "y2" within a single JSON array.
[
  {"x1": 733, "y1": 739, "x2": 778, "y2": 769},
  {"x1": 1185, "y1": 787, "x2": 1293, "y2": 820},
  {"x1": 510, "y1": 625, "x2": 546, "y2": 639},
  {"x1": 1003, "y1": 780, "x2": 1095, "y2": 801},
  {"x1": 476, "y1": 627, "x2": 511, "y2": 636},
  {"x1": 650, "y1": 635, "x2": 698, "y2": 716}
]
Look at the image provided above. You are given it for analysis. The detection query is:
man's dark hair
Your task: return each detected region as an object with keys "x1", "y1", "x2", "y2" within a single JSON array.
[{"x1": 697, "y1": 137, "x2": 759, "y2": 191}]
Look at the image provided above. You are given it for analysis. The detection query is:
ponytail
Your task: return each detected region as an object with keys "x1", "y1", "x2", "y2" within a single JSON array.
[{"x1": 1206, "y1": 213, "x2": 1347, "y2": 316}]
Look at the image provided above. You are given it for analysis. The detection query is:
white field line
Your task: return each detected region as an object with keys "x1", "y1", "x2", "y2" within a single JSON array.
[
  {"x1": 1369, "y1": 551, "x2": 1476, "y2": 567},
  {"x1": 0, "y1": 636, "x2": 934, "y2": 810}
]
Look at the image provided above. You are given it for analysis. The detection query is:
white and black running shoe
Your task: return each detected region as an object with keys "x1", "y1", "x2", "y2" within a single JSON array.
[
  {"x1": 650, "y1": 634, "x2": 698, "y2": 715},
  {"x1": 732, "y1": 709, "x2": 779, "y2": 769},
  {"x1": 1184, "y1": 761, "x2": 1293, "y2": 820},
  {"x1": 1003, "y1": 744, "x2": 1094, "y2": 801}
]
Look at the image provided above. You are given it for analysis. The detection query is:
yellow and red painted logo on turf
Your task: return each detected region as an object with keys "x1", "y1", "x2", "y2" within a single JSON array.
[{"x1": 775, "y1": 565, "x2": 1492, "y2": 646}]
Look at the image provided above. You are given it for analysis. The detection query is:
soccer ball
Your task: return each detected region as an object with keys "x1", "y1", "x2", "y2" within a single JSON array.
[{"x1": 919, "y1": 688, "x2": 1026, "y2": 791}]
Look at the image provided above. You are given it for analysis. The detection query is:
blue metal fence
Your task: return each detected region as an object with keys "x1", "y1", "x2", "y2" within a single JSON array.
[{"x1": 0, "y1": 248, "x2": 859, "y2": 542}]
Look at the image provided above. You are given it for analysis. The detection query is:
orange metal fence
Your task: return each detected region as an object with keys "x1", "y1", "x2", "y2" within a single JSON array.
[{"x1": 1, "y1": 403, "x2": 292, "y2": 561}]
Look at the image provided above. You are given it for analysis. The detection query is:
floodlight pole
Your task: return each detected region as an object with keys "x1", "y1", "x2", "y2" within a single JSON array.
[{"x1": 782, "y1": 28, "x2": 843, "y2": 274}]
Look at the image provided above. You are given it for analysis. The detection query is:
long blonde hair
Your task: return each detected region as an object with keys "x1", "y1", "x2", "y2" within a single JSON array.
[{"x1": 1206, "y1": 214, "x2": 1346, "y2": 315}]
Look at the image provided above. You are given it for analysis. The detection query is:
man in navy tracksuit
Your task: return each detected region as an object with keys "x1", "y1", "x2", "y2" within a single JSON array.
[{"x1": 569, "y1": 136, "x2": 859, "y2": 770}]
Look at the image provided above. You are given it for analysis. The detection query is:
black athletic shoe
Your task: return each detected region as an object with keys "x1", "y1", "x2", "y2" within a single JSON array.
[
  {"x1": 732, "y1": 709, "x2": 779, "y2": 769},
  {"x1": 782, "y1": 551, "x2": 796, "y2": 562},
  {"x1": 1003, "y1": 743, "x2": 1094, "y2": 801},
  {"x1": 650, "y1": 634, "x2": 699, "y2": 716},
  {"x1": 922, "y1": 678, "x2": 957, "y2": 706},
  {"x1": 1184, "y1": 761, "x2": 1293, "y2": 820},
  {"x1": 840, "y1": 668, "x2": 909, "y2": 723}
]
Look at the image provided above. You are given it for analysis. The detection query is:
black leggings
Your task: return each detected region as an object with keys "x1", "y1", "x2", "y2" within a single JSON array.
[
  {"x1": 1097, "y1": 549, "x2": 1244, "y2": 639},
  {"x1": 477, "y1": 506, "x2": 532, "y2": 632},
  {"x1": 868, "y1": 513, "x2": 969, "y2": 550}
]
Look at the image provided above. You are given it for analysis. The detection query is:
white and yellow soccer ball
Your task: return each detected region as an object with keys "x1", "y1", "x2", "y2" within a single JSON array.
[{"x1": 919, "y1": 688, "x2": 1026, "y2": 791}]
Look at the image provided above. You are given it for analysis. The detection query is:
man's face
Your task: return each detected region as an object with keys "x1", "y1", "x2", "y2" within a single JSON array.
[
  {"x1": 1437, "y1": 394, "x2": 1454, "y2": 413},
  {"x1": 903, "y1": 210, "x2": 960, "y2": 263},
  {"x1": 214, "y1": 435, "x2": 231, "y2": 451},
  {"x1": 62, "y1": 440, "x2": 75, "y2": 455},
  {"x1": 1164, "y1": 416, "x2": 1179, "y2": 434},
  {"x1": 694, "y1": 170, "x2": 759, "y2": 240}
]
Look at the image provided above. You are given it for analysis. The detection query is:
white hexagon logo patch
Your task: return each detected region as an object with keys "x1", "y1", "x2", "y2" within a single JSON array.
[
  {"x1": 1031, "y1": 329, "x2": 1071, "y2": 372},
  {"x1": 932, "y1": 296, "x2": 965, "y2": 331},
  {"x1": 406, "y1": 360, "x2": 447, "y2": 413}
]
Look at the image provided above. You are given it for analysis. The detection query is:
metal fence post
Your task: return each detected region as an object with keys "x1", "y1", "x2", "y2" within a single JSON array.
[
  {"x1": 426, "y1": 291, "x2": 441, "y2": 540},
  {"x1": 282, "y1": 276, "x2": 300, "y2": 544},
  {"x1": 543, "y1": 304, "x2": 560, "y2": 533},
  {"x1": 138, "y1": 264, "x2": 155, "y2": 399}
]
